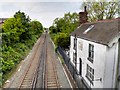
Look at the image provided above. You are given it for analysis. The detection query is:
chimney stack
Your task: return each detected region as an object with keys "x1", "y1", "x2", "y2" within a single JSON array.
[
  {"x1": 79, "y1": 6, "x2": 88, "y2": 25},
  {"x1": 84, "y1": 6, "x2": 87, "y2": 12}
]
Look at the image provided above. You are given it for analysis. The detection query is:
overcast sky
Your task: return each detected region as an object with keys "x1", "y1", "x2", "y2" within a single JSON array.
[{"x1": 0, "y1": 0, "x2": 84, "y2": 28}]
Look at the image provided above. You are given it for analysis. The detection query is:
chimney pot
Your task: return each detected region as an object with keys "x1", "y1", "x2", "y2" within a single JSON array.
[
  {"x1": 79, "y1": 6, "x2": 88, "y2": 25},
  {"x1": 84, "y1": 6, "x2": 87, "y2": 12}
]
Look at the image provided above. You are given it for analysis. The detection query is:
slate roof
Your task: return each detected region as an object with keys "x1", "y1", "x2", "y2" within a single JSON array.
[{"x1": 71, "y1": 18, "x2": 120, "y2": 45}]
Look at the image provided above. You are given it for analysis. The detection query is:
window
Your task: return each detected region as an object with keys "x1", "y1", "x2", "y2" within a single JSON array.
[
  {"x1": 88, "y1": 44, "x2": 94, "y2": 63},
  {"x1": 73, "y1": 52, "x2": 76, "y2": 63},
  {"x1": 86, "y1": 64, "x2": 94, "y2": 84},
  {"x1": 79, "y1": 41, "x2": 83, "y2": 51},
  {"x1": 73, "y1": 37, "x2": 77, "y2": 50}
]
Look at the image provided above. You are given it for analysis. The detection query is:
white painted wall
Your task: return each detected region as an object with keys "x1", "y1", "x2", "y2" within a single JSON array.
[
  {"x1": 70, "y1": 36, "x2": 119, "y2": 88},
  {"x1": 70, "y1": 36, "x2": 75, "y2": 64},
  {"x1": 77, "y1": 38, "x2": 107, "y2": 88},
  {"x1": 104, "y1": 42, "x2": 119, "y2": 88}
]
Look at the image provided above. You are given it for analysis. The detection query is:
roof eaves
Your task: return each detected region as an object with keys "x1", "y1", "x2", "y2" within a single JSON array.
[
  {"x1": 107, "y1": 33, "x2": 120, "y2": 47},
  {"x1": 77, "y1": 36, "x2": 108, "y2": 46}
]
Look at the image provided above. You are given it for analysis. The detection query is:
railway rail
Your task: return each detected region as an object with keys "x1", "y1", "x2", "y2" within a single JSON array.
[
  {"x1": 3, "y1": 31, "x2": 71, "y2": 89},
  {"x1": 18, "y1": 34, "x2": 46, "y2": 89},
  {"x1": 17, "y1": 32, "x2": 60, "y2": 89},
  {"x1": 44, "y1": 34, "x2": 60, "y2": 89}
]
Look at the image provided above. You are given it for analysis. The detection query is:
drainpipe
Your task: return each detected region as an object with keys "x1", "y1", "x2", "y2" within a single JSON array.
[{"x1": 73, "y1": 34, "x2": 77, "y2": 79}]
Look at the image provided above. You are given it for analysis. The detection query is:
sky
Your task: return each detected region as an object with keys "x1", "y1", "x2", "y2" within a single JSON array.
[{"x1": 0, "y1": 0, "x2": 84, "y2": 28}]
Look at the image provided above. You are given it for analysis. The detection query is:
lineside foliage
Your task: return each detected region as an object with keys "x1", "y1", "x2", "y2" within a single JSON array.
[
  {"x1": 49, "y1": 12, "x2": 79, "y2": 50},
  {"x1": 1, "y1": 11, "x2": 43, "y2": 86}
]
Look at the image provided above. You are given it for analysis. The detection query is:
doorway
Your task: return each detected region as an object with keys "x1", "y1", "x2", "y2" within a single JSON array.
[
  {"x1": 79, "y1": 58, "x2": 82, "y2": 76},
  {"x1": 117, "y1": 38, "x2": 120, "y2": 89}
]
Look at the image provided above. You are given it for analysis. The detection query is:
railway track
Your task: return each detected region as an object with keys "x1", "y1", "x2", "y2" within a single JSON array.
[
  {"x1": 18, "y1": 32, "x2": 60, "y2": 89},
  {"x1": 18, "y1": 34, "x2": 46, "y2": 89},
  {"x1": 44, "y1": 34, "x2": 60, "y2": 89}
]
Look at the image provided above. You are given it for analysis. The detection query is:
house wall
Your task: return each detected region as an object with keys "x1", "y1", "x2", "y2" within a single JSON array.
[
  {"x1": 103, "y1": 36, "x2": 120, "y2": 88},
  {"x1": 117, "y1": 38, "x2": 120, "y2": 89},
  {"x1": 76, "y1": 38, "x2": 107, "y2": 88},
  {"x1": 70, "y1": 36, "x2": 119, "y2": 88},
  {"x1": 70, "y1": 36, "x2": 75, "y2": 64},
  {"x1": 103, "y1": 41, "x2": 119, "y2": 88}
]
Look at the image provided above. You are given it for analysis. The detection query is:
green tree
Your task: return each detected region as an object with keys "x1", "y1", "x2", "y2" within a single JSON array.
[
  {"x1": 14, "y1": 11, "x2": 31, "y2": 42},
  {"x1": 2, "y1": 11, "x2": 31, "y2": 45},
  {"x1": 2, "y1": 18, "x2": 25, "y2": 46},
  {"x1": 82, "y1": 0, "x2": 119, "y2": 22},
  {"x1": 29, "y1": 20, "x2": 43, "y2": 37},
  {"x1": 1, "y1": 11, "x2": 43, "y2": 84},
  {"x1": 52, "y1": 12, "x2": 79, "y2": 34},
  {"x1": 54, "y1": 33, "x2": 70, "y2": 49},
  {"x1": 49, "y1": 26, "x2": 56, "y2": 34},
  {"x1": 49, "y1": 12, "x2": 79, "y2": 49}
]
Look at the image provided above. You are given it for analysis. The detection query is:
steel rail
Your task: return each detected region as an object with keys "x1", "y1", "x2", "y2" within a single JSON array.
[
  {"x1": 44, "y1": 33, "x2": 60, "y2": 89},
  {"x1": 18, "y1": 34, "x2": 46, "y2": 89}
]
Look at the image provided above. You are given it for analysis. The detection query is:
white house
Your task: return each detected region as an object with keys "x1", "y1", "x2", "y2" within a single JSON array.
[{"x1": 70, "y1": 7, "x2": 120, "y2": 89}]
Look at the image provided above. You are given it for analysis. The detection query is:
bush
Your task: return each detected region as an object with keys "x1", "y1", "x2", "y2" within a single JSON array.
[
  {"x1": 2, "y1": 60, "x2": 14, "y2": 73},
  {"x1": 2, "y1": 11, "x2": 43, "y2": 85},
  {"x1": 54, "y1": 33, "x2": 70, "y2": 49}
]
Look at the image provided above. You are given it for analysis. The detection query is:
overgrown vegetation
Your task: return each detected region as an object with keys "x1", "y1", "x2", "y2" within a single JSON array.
[
  {"x1": 49, "y1": 12, "x2": 79, "y2": 49},
  {"x1": 1, "y1": 11, "x2": 43, "y2": 86},
  {"x1": 82, "y1": 1, "x2": 119, "y2": 22}
]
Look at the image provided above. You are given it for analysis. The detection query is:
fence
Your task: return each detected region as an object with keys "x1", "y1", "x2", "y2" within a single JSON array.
[{"x1": 57, "y1": 46, "x2": 88, "y2": 89}]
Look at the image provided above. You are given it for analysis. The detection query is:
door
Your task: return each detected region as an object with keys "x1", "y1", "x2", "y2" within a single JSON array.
[
  {"x1": 117, "y1": 38, "x2": 120, "y2": 89},
  {"x1": 79, "y1": 58, "x2": 82, "y2": 75}
]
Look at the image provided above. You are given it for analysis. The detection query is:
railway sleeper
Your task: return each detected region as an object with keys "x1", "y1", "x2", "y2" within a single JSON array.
[
  {"x1": 47, "y1": 82, "x2": 57, "y2": 84},
  {"x1": 47, "y1": 75, "x2": 56, "y2": 77},
  {"x1": 47, "y1": 78, "x2": 56, "y2": 80},
  {"x1": 24, "y1": 77, "x2": 33, "y2": 80},
  {"x1": 20, "y1": 85, "x2": 32, "y2": 88},
  {"x1": 21, "y1": 81, "x2": 32, "y2": 84},
  {"x1": 47, "y1": 84, "x2": 57, "y2": 87},
  {"x1": 24, "y1": 76, "x2": 33, "y2": 79}
]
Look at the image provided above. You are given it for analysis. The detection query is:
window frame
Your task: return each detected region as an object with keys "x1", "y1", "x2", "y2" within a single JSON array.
[
  {"x1": 86, "y1": 64, "x2": 94, "y2": 85},
  {"x1": 73, "y1": 52, "x2": 76, "y2": 64},
  {"x1": 73, "y1": 37, "x2": 77, "y2": 50},
  {"x1": 87, "y1": 44, "x2": 94, "y2": 63}
]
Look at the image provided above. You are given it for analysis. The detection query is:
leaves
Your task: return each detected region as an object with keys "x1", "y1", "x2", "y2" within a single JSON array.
[
  {"x1": 54, "y1": 33, "x2": 70, "y2": 49},
  {"x1": 49, "y1": 12, "x2": 79, "y2": 49},
  {"x1": 1, "y1": 11, "x2": 43, "y2": 84},
  {"x1": 82, "y1": 1, "x2": 119, "y2": 22}
]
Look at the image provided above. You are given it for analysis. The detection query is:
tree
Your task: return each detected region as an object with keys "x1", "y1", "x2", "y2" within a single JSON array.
[
  {"x1": 2, "y1": 18, "x2": 24, "y2": 46},
  {"x1": 2, "y1": 11, "x2": 43, "y2": 84},
  {"x1": 49, "y1": 26, "x2": 56, "y2": 34},
  {"x1": 2, "y1": 11, "x2": 31, "y2": 45},
  {"x1": 29, "y1": 20, "x2": 43, "y2": 38},
  {"x1": 49, "y1": 12, "x2": 79, "y2": 49},
  {"x1": 14, "y1": 10, "x2": 30, "y2": 24},
  {"x1": 52, "y1": 12, "x2": 79, "y2": 34},
  {"x1": 54, "y1": 33, "x2": 70, "y2": 49},
  {"x1": 82, "y1": 0, "x2": 119, "y2": 22}
]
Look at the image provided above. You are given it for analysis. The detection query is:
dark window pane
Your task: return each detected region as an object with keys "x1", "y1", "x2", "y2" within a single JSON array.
[{"x1": 86, "y1": 64, "x2": 94, "y2": 82}]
